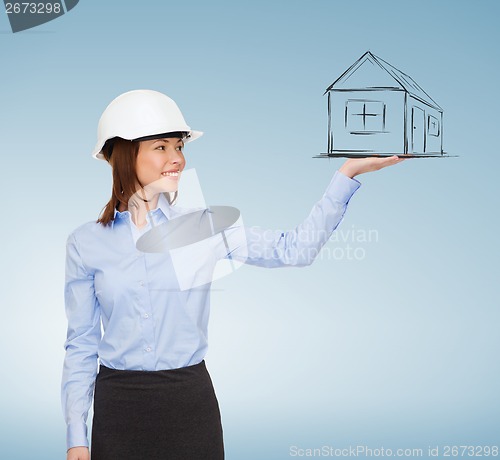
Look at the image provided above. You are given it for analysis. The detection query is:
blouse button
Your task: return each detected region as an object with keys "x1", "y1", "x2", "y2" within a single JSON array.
[
  {"x1": 145, "y1": 347, "x2": 152, "y2": 352},
  {"x1": 143, "y1": 313, "x2": 149, "y2": 319}
]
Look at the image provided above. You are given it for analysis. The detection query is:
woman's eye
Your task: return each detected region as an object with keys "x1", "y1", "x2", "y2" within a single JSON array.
[{"x1": 154, "y1": 145, "x2": 183, "y2": 152}]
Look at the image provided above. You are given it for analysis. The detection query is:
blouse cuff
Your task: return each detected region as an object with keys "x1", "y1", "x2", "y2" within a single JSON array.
[
  {"x1": 325, "y1": 170, "x2": 361, "y2": 203},
  {"x1": 67, "y1": 422, "x2": 89, "y2": 451}
]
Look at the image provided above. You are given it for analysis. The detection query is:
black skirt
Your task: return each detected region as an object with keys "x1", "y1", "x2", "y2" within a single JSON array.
[{"x1": 91, "y1": 360, "x2": 224, "y2": 460}]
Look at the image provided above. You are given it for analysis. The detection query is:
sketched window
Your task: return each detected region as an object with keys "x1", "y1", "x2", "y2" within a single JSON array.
[
  {"x1": 428, "y1": 115, "x2": 440, "y2": 136},
  {"x1": 346, "y1": 100, "x2": 386, "y2": 133}
]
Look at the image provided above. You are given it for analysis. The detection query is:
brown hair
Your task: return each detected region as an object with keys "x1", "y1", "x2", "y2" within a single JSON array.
[{"x1": 97, "y1": 138, "x2": 140, "y2": 226}]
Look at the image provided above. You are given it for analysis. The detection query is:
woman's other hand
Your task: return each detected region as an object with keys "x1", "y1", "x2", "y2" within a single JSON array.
[
  {"x1": 339, "y1": 155, "x2": 405, "y2": 178},
  {"x1": 67, "y1": 446, "x2": 89, "y2": 460}
]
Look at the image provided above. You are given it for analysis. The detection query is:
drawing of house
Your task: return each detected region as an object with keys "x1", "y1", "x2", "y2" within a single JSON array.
[{"x1": 323, "y1": 51, "x2": 444, "y2": 157}]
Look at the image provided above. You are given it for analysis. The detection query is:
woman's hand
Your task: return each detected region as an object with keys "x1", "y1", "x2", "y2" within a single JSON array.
[
  {"x1": 339, "y1": 155, "x2": 405, "y2": 178},
  {"x1": 66, "y1": 446, "x2": 89, "y2": 460}
]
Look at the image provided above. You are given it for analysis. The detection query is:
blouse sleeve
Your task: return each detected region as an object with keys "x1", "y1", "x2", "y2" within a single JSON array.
[
  {"x1": 231, "y1": 170, "x2": 361, "y2": 268},
  {"x1": 61, "y1": 233, "x2": 101, "y2": 451}
]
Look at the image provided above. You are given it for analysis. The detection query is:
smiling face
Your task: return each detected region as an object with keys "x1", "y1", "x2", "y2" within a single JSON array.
[{"x1": 135, "y1": 137, "x2": 186, "y2": 193}]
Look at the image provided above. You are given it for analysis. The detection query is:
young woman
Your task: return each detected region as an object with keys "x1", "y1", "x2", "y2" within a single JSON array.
[{"x1": 62, "y1": 90, "x2": 404, "y2": 460}]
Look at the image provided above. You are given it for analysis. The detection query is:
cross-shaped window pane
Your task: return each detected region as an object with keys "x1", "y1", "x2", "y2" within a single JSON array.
[
  {"x1": 428, "y1": 115, "x2": 440, "y2": 136},
  {"x1": 346, "y1": 100, "x2": 385, "y2": 133}
]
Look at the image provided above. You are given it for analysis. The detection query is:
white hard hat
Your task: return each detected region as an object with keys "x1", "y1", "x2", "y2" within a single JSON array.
[{"x1": 92, "y1": 89, "x2": 203, "y2": 160}]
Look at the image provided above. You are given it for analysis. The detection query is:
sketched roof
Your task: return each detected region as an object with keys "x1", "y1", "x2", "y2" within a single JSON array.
[{"x1": 325, "y1": 51, "x2": 442, "y2": 111}]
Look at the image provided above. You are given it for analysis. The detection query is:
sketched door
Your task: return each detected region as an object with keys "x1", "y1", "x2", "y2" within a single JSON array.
[{"x1": 411, "y1": 106, "x2": 425, "y2": 154}]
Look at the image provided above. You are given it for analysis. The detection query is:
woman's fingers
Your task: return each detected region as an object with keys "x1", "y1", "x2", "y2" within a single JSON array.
[
  {"x1": 339, "y1": 155, "x2": 405, "y2": 178},
  {"x1": 370, "y1": 155, "x2": 405, "y2": 171}
]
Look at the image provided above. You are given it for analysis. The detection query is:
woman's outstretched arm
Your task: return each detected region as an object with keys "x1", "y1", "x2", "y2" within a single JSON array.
[{"x1": 230, "y1": 156, "x2": 404, "y2": 268}]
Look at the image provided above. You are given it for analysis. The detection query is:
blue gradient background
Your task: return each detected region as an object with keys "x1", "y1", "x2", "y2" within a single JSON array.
[{"x1": 1, "y1": 1, "x2": 499, "y2": 459}]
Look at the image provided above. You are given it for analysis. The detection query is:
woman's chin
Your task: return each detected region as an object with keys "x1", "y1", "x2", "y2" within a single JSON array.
[{"x1": 148, "y1": 176, "x2": 181, "y2": 194}]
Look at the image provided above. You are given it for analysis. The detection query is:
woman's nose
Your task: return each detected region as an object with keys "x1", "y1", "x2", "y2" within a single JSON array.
[{"x1": 169, "y1": 147, "x2": 183, "y2": 164}]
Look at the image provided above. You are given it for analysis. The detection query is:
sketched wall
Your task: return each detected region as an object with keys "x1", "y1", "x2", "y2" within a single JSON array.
[
  {"x1": 325, "y1": 51, "x2": 444, "y2": 156},
  {"x1": 330, "y1": 90, "x2": 404, "y2": 154},
  {"x1": 405, "y1": 94, "x2": 443, "y2": 155}
]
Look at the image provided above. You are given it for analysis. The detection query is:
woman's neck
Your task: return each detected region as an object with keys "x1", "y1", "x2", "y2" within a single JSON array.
[{"x1": 119, "y1": 191, "x2": 160, "y2": 227}]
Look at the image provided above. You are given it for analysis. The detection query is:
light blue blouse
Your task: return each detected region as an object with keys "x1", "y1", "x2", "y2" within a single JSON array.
[{"x1": 61, "y1": 170, "x2": 360, "y2": 450}]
